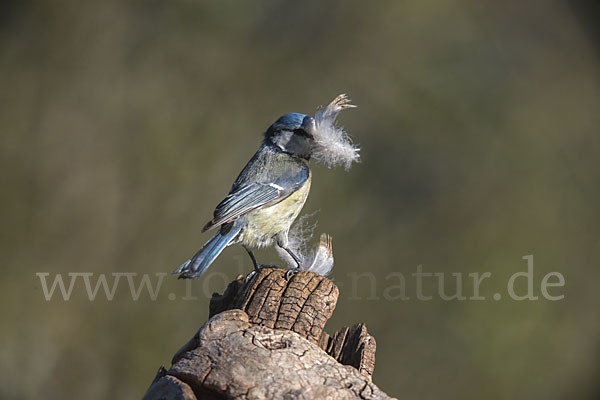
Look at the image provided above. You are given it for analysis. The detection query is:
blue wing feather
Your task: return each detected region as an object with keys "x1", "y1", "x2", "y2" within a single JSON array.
[{"x1": 202, "y1": 148, "x2": 309, "y2": 232}]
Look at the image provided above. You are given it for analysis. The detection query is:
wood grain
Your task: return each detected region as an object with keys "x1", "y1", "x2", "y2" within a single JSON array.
[{"x1": 143, "y1": 268, "x2": 394, "y2": 400}]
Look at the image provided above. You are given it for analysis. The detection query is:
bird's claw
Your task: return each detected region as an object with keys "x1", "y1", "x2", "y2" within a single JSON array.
[
  {"x1": 245, "y1": 264, "x2": 278, "y2": 283},
  {"x1": 285, "y1": 268, "x2": 301, "y2": 280},
  {"x1": 244, "y1": 270, "x2": 257, "y2": 284}
]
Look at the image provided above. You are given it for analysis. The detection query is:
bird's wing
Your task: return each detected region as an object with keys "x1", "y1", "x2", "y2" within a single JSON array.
[{"x1": 202, "y1": 164, "x2": 309, "y2": 232}]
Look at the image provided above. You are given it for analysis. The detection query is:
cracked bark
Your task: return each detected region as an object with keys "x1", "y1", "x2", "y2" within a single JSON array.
[{"x1": 143, "y1": 268, "x2": 395, "y2": 400}]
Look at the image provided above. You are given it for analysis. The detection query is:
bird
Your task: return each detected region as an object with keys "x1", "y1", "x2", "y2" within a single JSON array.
[{"x1": 173, "y1": 94, "x2": 359, "y2": 279}]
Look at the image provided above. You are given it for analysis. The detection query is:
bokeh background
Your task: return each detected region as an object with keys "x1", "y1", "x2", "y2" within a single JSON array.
[{"x1": 2, "y1": 1, "x2": 600, "y2": 399}]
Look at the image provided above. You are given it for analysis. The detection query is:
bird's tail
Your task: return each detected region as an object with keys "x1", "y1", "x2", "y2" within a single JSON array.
[{"x1": 173, "y1": 223, "x2": 242, "y2": 279}]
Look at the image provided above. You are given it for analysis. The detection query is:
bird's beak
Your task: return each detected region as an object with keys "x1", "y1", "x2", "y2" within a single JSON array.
[{"x1": 301, "y1": 116, "x2": 317, "y2": 138}]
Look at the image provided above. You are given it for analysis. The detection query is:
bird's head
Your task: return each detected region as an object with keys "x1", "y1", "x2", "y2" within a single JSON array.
[
  {"x1": 264, "y1": 112, "x2": 316, "y2": 159},
  {"x1": 264, "y1": 95, "x2": 359, "y2": 169}
]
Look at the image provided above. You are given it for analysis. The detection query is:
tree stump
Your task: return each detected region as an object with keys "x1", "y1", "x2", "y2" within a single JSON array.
[{"x1": 143, "y1": 268, "x2": 395, "y2": 400}]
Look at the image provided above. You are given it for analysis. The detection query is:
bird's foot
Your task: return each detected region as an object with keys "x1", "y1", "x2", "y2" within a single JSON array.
[
  {"x1": 244, "y1": 270, "x2": 256, "y2": 284},
  {"x1": 285, "y1": 267, "x2": 301, "y2": 280},
  {"x1": 245, "y1": 264, "x2": 279, "y2": 284}
]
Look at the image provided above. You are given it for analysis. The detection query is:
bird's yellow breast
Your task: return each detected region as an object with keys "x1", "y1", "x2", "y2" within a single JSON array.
[{"x1": 242, "y1": 170, "x2": 311, "y2": 248}]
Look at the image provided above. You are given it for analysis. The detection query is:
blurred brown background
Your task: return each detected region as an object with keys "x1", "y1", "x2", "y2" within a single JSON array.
[{"x1": 1, "y1": 1, "x2": 599, "y2": 399}]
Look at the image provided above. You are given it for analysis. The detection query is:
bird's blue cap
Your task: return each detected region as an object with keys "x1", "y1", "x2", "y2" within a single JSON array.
[
  {"x1": 272, "y1": 113, "x2": 307, "y2": 130},
  {"x1": 264, "y1": 112, "x2": 310, "y2": 139}
]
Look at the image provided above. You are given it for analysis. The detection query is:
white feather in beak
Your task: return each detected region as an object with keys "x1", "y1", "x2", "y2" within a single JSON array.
[{"x1": 312, "y1": 94, "x2": 360, "y2": 170}]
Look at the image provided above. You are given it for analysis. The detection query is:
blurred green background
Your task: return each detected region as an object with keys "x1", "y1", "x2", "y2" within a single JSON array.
[{"x1": 1, "y1": 1, "x2": 599, "y2": 399}]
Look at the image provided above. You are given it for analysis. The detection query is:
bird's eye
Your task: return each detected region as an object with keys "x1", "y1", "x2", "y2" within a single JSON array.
[{"x1": 293, "y1": 128, "x2": 313, "y2": 139}]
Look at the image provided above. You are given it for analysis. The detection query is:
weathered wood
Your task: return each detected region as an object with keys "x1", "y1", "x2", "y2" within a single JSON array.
[
  {"x1": 210, "y1": 268, "x2": 339, "y2": 345},
  {"x1": 319, "y1": 324, "x2": 377, "y2": 378},
  {"x1": 144, "y1": 367, "x2": 196, "y2": 400},
  {"x1": 144, "y1": 268, "x2": 394, "y2": 400}
]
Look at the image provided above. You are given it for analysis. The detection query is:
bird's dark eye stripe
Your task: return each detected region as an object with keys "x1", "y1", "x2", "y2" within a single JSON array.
[{"x1": 293, "y1": 128, "x2": 313, "y2": 138}]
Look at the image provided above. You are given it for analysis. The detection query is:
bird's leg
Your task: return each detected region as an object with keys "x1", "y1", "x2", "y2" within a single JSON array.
[
  {"x1": 276, "y1": 236, "x2": 302, "y2": 268},
  {"x1": 282, "y1": 247, "x2": 302, "y2": 268},
  {"x1": 243, "y1": 245, "x2": 260, "y2": 270},
  {"x1": 276, "y1": 242, "x2": 303, "y2": 279},
  {"x1": 243, "y1": 245, "x2": 277, "y2": 272},
  {"x1": 243, "y1": 246, "x2": 260, "y2": 284}
]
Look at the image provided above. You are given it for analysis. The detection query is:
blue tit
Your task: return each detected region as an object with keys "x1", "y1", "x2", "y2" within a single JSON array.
[{"x1": 174, "y1": 95, "x2": 358, "y2": 279}]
